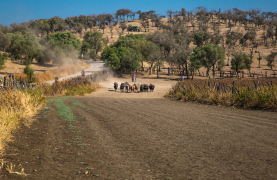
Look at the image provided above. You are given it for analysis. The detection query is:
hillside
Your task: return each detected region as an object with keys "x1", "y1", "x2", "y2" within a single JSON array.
[{"x1": 1, "y1": 15, "x2": 277, "y2": 79}]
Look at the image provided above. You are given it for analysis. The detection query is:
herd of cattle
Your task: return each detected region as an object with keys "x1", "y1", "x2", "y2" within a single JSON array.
[{"x1": 113, "y1": 82, "x2": 155, "y2": 93}]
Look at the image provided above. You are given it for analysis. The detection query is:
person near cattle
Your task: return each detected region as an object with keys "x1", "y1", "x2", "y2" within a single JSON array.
[
  {"x1": 0, "y1": 80, "x2": 3, "y2": 88},
  {"x1": 180, "y1": 75, "x2": 185, "y2": 81},
  {"x1": 132, "y1": 73, "x2": 136, "y2": 82},
  {"x1": 81, "y1": 70, "x2": 85, "y2": 77},
  {"x1": 114, "y1": 82, "x2": 118, "y2": 91}
]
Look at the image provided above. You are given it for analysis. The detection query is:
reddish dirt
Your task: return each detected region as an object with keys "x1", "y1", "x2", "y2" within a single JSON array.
[{"x1": 1, "y1": 76, "x2": 277, "y2": 179}]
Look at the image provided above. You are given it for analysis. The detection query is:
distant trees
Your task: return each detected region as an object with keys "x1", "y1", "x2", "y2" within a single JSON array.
[
  {"x1": 83, "y1": 31, "x2": 107, "y2": 55},
  {"x1": 190, "y1": 44, "x2": 225, "y2": 78},
  {"x1": 101, "y1": 46, "x2": 140, "y2": 74},
  {"x1": 0, "y1": 31, "x2": 12, "y2": 52},
  {"x1": 231, "y1": 54, "x2": 250, "y2": 73},
  {"x1": 193, "y1": 31, "x2": 211, "y2": 46},
  {"x1": 9, "y1": 32, "x2": 41, "y2": 64},
  {"x1": 42, "y1": 32, "x2": 82, "y2": 65},
  {"x1": 266, "y1": 51, "x2": 277, "y2": 74}
]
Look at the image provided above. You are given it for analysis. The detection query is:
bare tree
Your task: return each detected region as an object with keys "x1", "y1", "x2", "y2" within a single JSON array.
[
  {"x1": 140, "y1": 19, "x2": 149, "y2": 32},
  {"x1": 119, "y1": 23, "x2": 127, "y2": 33}
]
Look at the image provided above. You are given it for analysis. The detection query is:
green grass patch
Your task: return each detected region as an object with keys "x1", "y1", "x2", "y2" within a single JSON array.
[
  {"x1": 77, "y1": 143, "x2": 90, "y2": 146},
  {"x1": 71, "y1": 99, "x2": 87, "y2": 109},
  {"x1": 47, "y1": 96, "x2": 76, "y2": 122},
  {"x1": 80, "y1": 162, "x2": 88, "y2": 165}
]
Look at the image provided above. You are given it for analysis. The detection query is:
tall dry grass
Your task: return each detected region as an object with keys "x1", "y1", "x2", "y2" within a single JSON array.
[
  {"x1": 167, "y1": 78, "x2": 277, "y2": 110},
  {"x1": 0, "y1": 89, "x2": 45, "y2": 151},
  {"x1": 0, "y1": 76, "x2": 100, "y2": 153}
]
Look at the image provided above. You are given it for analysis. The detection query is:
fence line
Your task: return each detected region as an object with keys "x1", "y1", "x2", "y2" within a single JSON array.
[
  {"x1": 0, "y1": 70, "x2": 109, "y2": 92},
  {"x1": 178, "y1": 79, "x2": 276, "y2": 95}
]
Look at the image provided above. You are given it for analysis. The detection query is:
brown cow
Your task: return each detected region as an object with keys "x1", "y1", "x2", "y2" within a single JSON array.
[
  {"x1": 131, "y1": 84, "x2": 135, "y2": 92},
  {"x1": 134, "y1": 84, "x2": 140, "y2": 92},
  {"x1": 125, "y1": 83, "x2": 132, "y2": 92}
]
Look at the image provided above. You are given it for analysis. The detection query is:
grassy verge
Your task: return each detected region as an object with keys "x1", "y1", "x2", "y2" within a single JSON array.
[
  {"x1": 166, "y1": 79, "x2": 277, "y2": 110},
  {"x1": 0, "y1": 77, "x2": 100, "y2": 154},
  {"x1": 0, "y1": 88, "x2": 45, "y2": 151}
]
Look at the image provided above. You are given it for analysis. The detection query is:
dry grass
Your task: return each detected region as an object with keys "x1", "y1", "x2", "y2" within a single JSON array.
[
  {"x1": 0, "y1": 74, "x2": 101, "y2": 154},
  {"x1": 0, "y1": 89, "x2": 45, "y2": 152},
  {"x1": 167, "y1": 78, "x2": 277, "y2": 110},
  {"x1": 5, "y1": 162, "x2": 28, "y2": 176},
  {"x1": 12, "y1": 60, "x2": 90, "y2": 83}
]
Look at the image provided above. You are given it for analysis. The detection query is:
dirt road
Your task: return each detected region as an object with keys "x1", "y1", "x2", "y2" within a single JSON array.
[{"x1": 1, "y1": 77, "x2": 277, "y2": 179}]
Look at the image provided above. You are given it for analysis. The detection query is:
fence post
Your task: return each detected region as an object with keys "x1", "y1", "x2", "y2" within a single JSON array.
[
  {"x1": 4, "y1": 76, "x2": 7, "y2": 87},
  {"x1": 232, "y1": 81, "x2": 235, "y2": 94}
]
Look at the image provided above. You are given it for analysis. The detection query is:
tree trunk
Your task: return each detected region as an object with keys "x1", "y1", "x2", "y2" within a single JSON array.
[
  {"x1": 213, "y1": 65, "x2": 216, "y2": 79},
  {"x1": 149, "y1": 64, "x2": 153, "y2": 75},
  {"x1": 141, "y1": 62, "x2": 144, "y2": 71},
  {"x1": 185, "y1": 62, "x2": 189, "y2": 79},
  {"x1": 157, "y1": 65, "x2": 159, "y2": 78}
]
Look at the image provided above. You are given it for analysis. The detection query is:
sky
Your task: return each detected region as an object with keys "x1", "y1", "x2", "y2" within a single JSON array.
[{"x1": 0, "y1": 0, "x2": 277, "y2": 26}]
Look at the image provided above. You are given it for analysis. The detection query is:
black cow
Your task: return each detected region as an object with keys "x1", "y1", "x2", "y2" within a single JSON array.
[
  {"x1": 120, "y1": 83, "x2": 125, "y2": 92},
  {"x1": 149, "y1": 84, "x2": 155, "y2": 92}
]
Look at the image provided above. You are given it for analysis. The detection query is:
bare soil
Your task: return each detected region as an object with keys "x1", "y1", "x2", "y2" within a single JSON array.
[{"x1": 1, "y1": 75, "x2": 277, "y2": 179}]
